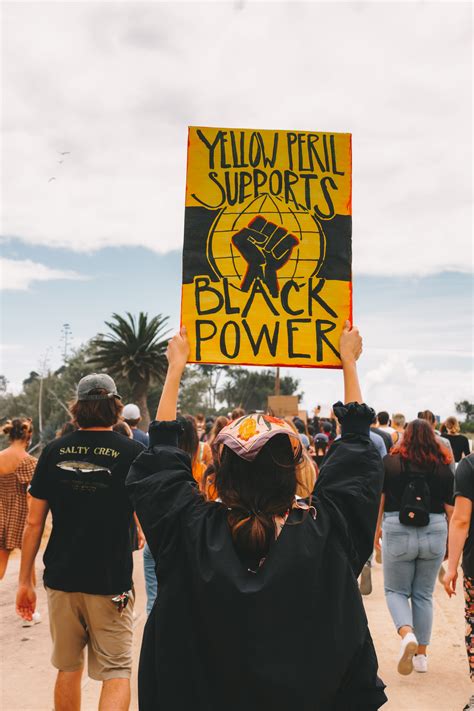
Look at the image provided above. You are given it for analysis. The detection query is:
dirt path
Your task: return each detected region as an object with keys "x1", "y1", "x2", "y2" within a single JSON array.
[
  {"x1": 0, "y1": 551, "x2": 471, "y2": 710},
  {"x1": 366, "y1": 561, "x2": 471, "y2": 710}
]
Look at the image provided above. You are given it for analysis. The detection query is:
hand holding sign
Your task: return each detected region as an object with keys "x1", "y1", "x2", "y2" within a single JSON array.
[
  {"x1": 339, "y1": 321, "x2": 363, "y2": 364},
  {"x1": 166, "y1": 326, "x2": 190, "y2": 373},
  {"x1": 232, "y1": 216, "x2": 299, "y2": 297}
]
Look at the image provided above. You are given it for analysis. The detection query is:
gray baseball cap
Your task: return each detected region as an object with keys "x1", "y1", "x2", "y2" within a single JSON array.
[{"x1": 76, "y1": 373, "x2": 121, "y2": 401}]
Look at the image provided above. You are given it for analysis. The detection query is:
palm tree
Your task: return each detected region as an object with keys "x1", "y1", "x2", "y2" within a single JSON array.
[{"x1": 90, "y1": 312, "x2": 170, "y2": 429}]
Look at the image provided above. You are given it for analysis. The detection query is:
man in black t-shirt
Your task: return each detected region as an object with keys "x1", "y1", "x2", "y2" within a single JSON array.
[
  {"x1": 444, "y1": 453, "x2": 474, "y2": 707},
  {"x1": 16, "y1": 373, "x2": 143, "y2": 711}
]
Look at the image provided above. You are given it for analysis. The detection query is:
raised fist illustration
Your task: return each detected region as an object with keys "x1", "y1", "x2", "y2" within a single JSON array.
[{"x1": 231, "y1": 216, "x2": 299, "y2": 297}]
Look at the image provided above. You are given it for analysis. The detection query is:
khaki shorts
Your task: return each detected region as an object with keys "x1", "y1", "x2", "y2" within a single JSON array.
[{"x1": 46, "y1": 586, "x2": 134, "y2": 681}]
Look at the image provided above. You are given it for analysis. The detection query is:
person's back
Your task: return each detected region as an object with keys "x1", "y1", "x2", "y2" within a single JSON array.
[
  {"x1": 391, "y1": 413, "x2": 406, "y2": 445},
  {"x1": 378, "y1": 418, "x2": 454, "y2": 676},
  {"x1": 122, "y1": 403, "x2": 149, "y2": 446},
  {"x1": 370, "y1": 429, "x2": 387, "y2": 458},
  {"x1": 32, "y1": 427, "x2": 142, "y2": 593},
  {"x1": 371, "y1": 424, "x2": 393, "y2": 452},
  {"x1": 0, "y1": 418, "x2": 36, "y2": 582},
  {"x1": 126, "y1": 323, "x2": 387, "y2": 711},
  {"x1": 443, "y1": 416, "x2": 471, "y2": 463},
  {"x1": 376, "y1": 411, "x2": 395, "y2": 435},
  {"x1": 17, "y1": 374, "x2": 143, "y2": 711}
]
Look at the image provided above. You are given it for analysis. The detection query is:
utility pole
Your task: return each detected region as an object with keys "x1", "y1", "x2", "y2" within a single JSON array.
[
  {"x1": 60, "y1": 323, "x2": 72, "y2": 362},
  {"x1": 275, "y1": 366, "x2": 280, "y2": 396}
]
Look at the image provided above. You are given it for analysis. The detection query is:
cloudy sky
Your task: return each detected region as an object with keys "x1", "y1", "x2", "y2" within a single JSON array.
[{"x1": 1, "y1": 1, "x2": 472, "y2": 419}]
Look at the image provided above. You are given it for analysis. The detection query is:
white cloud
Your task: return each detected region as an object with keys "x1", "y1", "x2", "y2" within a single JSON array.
[
  {"x1": 291, "y1": 352, "x2": 473, "y2": 422},
  {"x1": 363, "y1": 353, "x2": 474, "y2": 420},
  {"x1": 0, "y1": 258, "x2": 86, "y2": 291},
  {"x1": 1, "y1": 2, "x2": 472, "y2": 276}
]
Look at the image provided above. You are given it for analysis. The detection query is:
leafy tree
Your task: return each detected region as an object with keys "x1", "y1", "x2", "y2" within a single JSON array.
[
  {"x1": 177, "y1": 366, "x2": 214, "y2": 415},
  {"x1": 194, "y1": 365, "x2": 229, "y2": 411},
  {"x1": 456, "y1": 400, "x2": 474, "y2": 423},
  {"x1": 90, "y1": 312, "x2": 169, "y2": 429},
  {"x1": 218, "y1": 368, "x2": 300, "y2": 412},
  {"x1": 23, "y1": 371, "x2": 40, "y2": 387},
  {"x1": 0, "y1": 345, "x2": 97, "y2": 448}
]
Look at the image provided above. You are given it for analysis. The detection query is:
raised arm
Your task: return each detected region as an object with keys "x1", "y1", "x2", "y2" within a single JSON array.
[
  {"x1": 314, "y1": 323, "x2": 383, "y2": 575},
  {"x1": 339, "y1": 320, "x2": 363, "y2": 404},
  {"x1": 126, "y1": 326, "x2": 202, "y2": 562},
  {"x1": 156, "y1": 326, "x2": 190, "y2": 421}
]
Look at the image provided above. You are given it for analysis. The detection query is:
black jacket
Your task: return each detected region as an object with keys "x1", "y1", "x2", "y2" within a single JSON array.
[{"x1": 126, "y1": 402, "x2": 387, "y2": 711}]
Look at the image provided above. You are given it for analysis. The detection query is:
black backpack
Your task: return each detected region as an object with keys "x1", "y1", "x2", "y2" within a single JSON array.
[{"x1": 399, "y1": 459, "x2": 432, "y2": 527}]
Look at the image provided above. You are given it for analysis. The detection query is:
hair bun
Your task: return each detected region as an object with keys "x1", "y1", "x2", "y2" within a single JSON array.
[
  {"x1": 1, "y1": 420, "x2": 13, "y2": 435},
  {"x1": 2, "y1": 417, "x2": 33, "y2": 441}
]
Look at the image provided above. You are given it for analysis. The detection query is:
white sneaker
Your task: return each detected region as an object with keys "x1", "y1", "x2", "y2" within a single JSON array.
[
  {"x1": 397, "y1": 632, "x2": 418, "y2": 675},
  {"x1": 413, "y1": 654, "x2": 428, "y2": 673},
  {"x1": 22, "y1": 611, "x2": 41, "y2": 627}
]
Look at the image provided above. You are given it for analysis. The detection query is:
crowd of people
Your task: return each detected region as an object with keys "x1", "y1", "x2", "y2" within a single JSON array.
[{"x1": 0, "y1": 322, "x2": 472, "y2": 710}]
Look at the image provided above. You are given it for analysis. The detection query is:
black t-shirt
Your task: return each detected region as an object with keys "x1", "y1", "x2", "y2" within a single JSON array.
[
  {"x1": 371, "y1": 426, "x2": 393, "y2": 452},
  {"x1": 454, "y1": 454, "x2": 474, "y2": 578},
  {"x1": 443, "y1": 434, "x2": 471, "y2": 463},
  {"x1": 29, "y1": 430, "x2": 144, "y2": 594},
  {"x1": 383, "y1": 453, "x2": 454, "y2": 513}
]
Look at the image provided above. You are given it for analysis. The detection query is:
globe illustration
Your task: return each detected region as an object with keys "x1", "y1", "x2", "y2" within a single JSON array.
[{"x1": 207, "y1": 194, "x2": 326, "y2": 289}]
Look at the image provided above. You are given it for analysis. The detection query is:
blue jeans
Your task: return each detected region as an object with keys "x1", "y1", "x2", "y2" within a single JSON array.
[
  {"x1": 382, "y1": 512, "x2": 447, "y2": 645},
  {"x1": 143, "y1": 543, "x2": 158, "y2": 615}
]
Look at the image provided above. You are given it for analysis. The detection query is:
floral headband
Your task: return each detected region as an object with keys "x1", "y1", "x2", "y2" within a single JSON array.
[{"x1": 213, "y1": 413, "x2": 302, "y2": 462}]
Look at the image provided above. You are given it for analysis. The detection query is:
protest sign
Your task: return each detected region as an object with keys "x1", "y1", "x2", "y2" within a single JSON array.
[
  {"x1": 181, "y1": 126, "x2": 352, "y2": 368},
  {"x1": 267, "y1": 395, "x2": 299, "y2": 418}
]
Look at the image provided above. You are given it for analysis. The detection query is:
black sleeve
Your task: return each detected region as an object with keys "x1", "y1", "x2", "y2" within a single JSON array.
[
  {"x1": 28, "y1": 443, "x2": 53, "y2": 500},
  {"x1": 314, "y1": 402, "x2": 383, "y2": 577},
  {"x1": 437, "y1": 463, "x2": 455, "y2": 506},
  {"x1": 125, "y1": 420, "x2": 206, "y2": 564},
  {"x1": 455, "y1": 456, "x2": 474, "y2": 503}
]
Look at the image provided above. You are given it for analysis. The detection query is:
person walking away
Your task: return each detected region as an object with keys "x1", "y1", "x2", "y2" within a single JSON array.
[
  {"x1": 313, "y1": 432, "x2": 328, "y2": 469},
  {"x1": 444, "y1": 453, "x2": 474, "y2": 710},
  {"x1": 371, "y1": 419, "x2": 393, "y2": 453},
  {"x1": 16, "y1": 374, "x2": 144, "y2": 711},
  {"x1": 123, "y1": 403, "x2": 149, "y2": 446},
  {"x1": 443, "y1": 417, "x2": 471, "y2": 464},
  {"x1": 391, "y1": 413, "x2": 406, "y2": 446},
  {"x1": 0, "y1": 419, "x2": 37, "y2": 600},
  {"x1": 419, "y1": 409, "x2": 455, "y2": 473},
  {"x1": 375, "y1": 419, "x2": 454, "y2": 675},
  {"x1": 377, "y1": 411, "x2": 395, "y2": 436},
  {"x1": 126, "y1": 323, "x2": 387, "y2": 711}
]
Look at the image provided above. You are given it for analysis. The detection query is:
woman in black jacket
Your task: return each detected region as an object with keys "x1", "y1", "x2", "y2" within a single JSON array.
[{"x1": 126, "y1": 322, "x2": 387, "y2": 711}]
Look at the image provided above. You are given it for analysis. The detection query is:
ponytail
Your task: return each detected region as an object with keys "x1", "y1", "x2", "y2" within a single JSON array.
[
  {"x1": 215, "y1": 434, "x2": 297, "y2": 565},
  {"x1": 225, "y1": 502, "x2": 277, "y2": 564}
]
